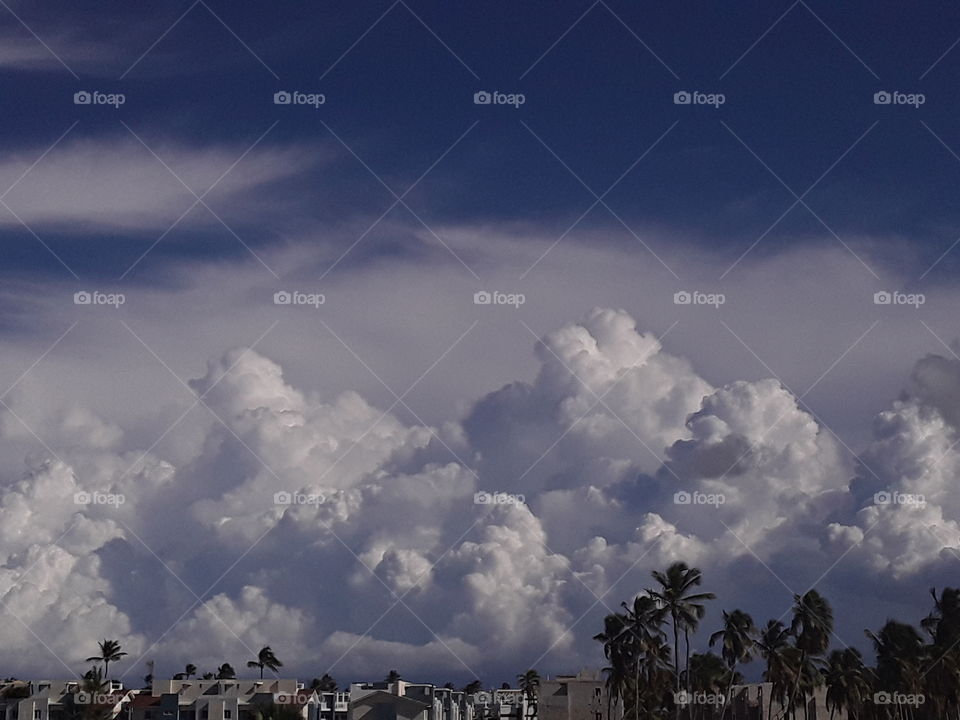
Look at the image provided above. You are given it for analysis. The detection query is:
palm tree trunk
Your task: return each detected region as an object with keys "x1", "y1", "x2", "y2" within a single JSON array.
[
  {"x1": 105, "y1": 661, "x2": 109, "y2": 680},
  {"x1": 718, "y1": 663, "x2": 735, "y2": 720},
  {"x1": 787, "y1": 650, "x2": 805, "y2": 720},
  {"x1": 673, "y1": 613, "x2": 680, "y2": 720}
]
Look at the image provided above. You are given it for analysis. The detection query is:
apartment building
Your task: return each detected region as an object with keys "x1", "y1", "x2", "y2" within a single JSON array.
[{"x1": 538, "y1": 670, "x2": 619, "y2": 720}]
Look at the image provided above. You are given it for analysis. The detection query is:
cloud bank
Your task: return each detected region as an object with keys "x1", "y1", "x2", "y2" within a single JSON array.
[{"x1": 1, "y1": 301, "x2": 959, "y2": 684}]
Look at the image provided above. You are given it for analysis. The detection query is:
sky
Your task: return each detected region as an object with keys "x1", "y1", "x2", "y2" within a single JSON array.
[{"x1": 2, "y1": 0, "x2": 960, "y2": 689}]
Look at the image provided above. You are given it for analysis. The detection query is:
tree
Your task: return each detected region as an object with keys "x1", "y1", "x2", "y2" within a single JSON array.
[
  {"x1": 85, "y1": 640, "x2": 127, "y2": 680},
  {"x1": 709, "y1": 610, "x2": 755, "y2": 720},
  {"x1": 595, "y1": 613, "x2": 632, "y2": 720},
  {"x1": 517, "y1": 670, "x2": 540, "y2": 701},
  {"x1": 756, "y1": 620, "x2": 792, "y2": 720},
  {"x1": 787, "y1": 590, "x2": 833, "y2": 716},
  {"x1": 622, "y1": 594, "x2": 668, "y2": 720},
  {"x1": 174, "y1": 664, "x2": 197, "y2": 680},
  {"x1": 216, "y1": 664, "x2": 236, "y2": 680},
  {"x1": 463, "y1": 680, "x2": 483, "y2": 694},
  {"x1": 385, "y1": 670, "x2": 402, "y2": 683},
  {"x1": 310, "y1": 674, "x2": 337, "y2": 692},
  {"x1": 247, "y1": 647, "x2": 283, "y2": 679},
  {"x1": 650, "y1": 561, "x2": 715, "y2": 712},
  {"x1": 820, "y1": 648, "x2": 869, "y2": 720}
]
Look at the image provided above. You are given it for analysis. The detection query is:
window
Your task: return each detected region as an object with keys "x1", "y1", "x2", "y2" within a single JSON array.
[
  {"x1": 225, "y1": 711, "x2": 232, "y2": 719},
  {"x1": 202, "y1": 710, "x2": 208, "y2": 719},
  {"x1": 34, "y1": 711, "x2": 41, "y2": 719}
]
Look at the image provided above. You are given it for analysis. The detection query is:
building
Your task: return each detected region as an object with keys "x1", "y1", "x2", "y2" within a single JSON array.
[
  {"x1": 349, "y1": 681, "x2": 470, "y2": 720},
  {"x1": 144, "y1": 679, "x2": 318, "y2": 720},
  {"x1": 539, "y1": 670, "x2": 619, "y2": 720}
]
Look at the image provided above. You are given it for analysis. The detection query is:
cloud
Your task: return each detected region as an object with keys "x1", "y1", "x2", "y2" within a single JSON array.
[
  {"x1": 0, "y1": 137, "x2": 319, "y2": 232},
  {"x1": 4, "y1": 288, "x2": 960, "y2": 681}
]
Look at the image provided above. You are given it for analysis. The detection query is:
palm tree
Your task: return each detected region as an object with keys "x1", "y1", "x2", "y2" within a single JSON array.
[
  {"x1": 85, "y1": 640, "x2": 127, "y2": 680},
  {"x1": 866, "y1": 619, "x2": 924, "y2": 720},
  {"x1": 787, "y1": 590, "x2": 833, "y2": 717},
  {"x1": 757, "y1": 620, "x2": 792, "y2": 720},
  {"x1": 517, "y1": 670, "x2": 540, "y2": 701},
  {"x1": 709, "y1": 610, "x2": 756, "y2": 720},
  {"x1": 463, "y1": 680, "x2": 483, "y2": 694},
  {"x1": 650, "y1": 561, "x2": 716, "y2": 710},
  {"x1": 216, "y1": 663, "x2": 236, "y2": 680},
  {"x1": 72, "y1": 666, "x2": 111, "y2": 720},
  {"x1": 246, "y1": 647, "x2": 283, "y2": 679},
  {"x1": 621, "y1": 594, "x2": 668, "y2": 720},
  {"x1": 821, "y1": 648, "x2": 869, "y2": 720},
  {"x1": 174, "y1": 664, "x2": 197, "y2": 680},
  {"x1": 385, "y1": 670, "x2": 402, "y2": 683},
  {"x1": 309, "y1": 674, "x2": 337, "y2": 692},
  {"x1": 686, "y1": 652, "x2": 728, "y2": 718},
  {"x1": 595, "y1": 613, "x2": 633, "y2": 720}
]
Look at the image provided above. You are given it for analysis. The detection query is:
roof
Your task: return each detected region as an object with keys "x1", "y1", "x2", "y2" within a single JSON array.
[
  {"x1": 130, "y1": 695, "x2": 162, "y2": 709},
  {"x1": 352, "y1": 690, "x2": 430, "y2": 711}
]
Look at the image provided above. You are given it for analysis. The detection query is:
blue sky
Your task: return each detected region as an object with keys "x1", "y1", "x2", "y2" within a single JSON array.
[
  {"x1": 4, "y1": 0, "x2": 960, "y2": 688},
  {"x1": 5, "y1": 0, "x2": 960, "y2": 280}
]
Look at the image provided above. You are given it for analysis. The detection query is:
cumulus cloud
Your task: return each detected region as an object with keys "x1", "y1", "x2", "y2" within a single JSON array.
[{"x1": 3, "y1": 304, "x2": 960, "y2": 682}]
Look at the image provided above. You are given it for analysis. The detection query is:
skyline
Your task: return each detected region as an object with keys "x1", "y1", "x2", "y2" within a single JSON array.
[{"x1": 2, "y1": 0, "x2": 960, "y2": 691}]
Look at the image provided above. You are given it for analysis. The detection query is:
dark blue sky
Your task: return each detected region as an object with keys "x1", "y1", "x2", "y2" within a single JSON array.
[{"x1": 4, "y1": 0, "x2": 960, "y2": 283}]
